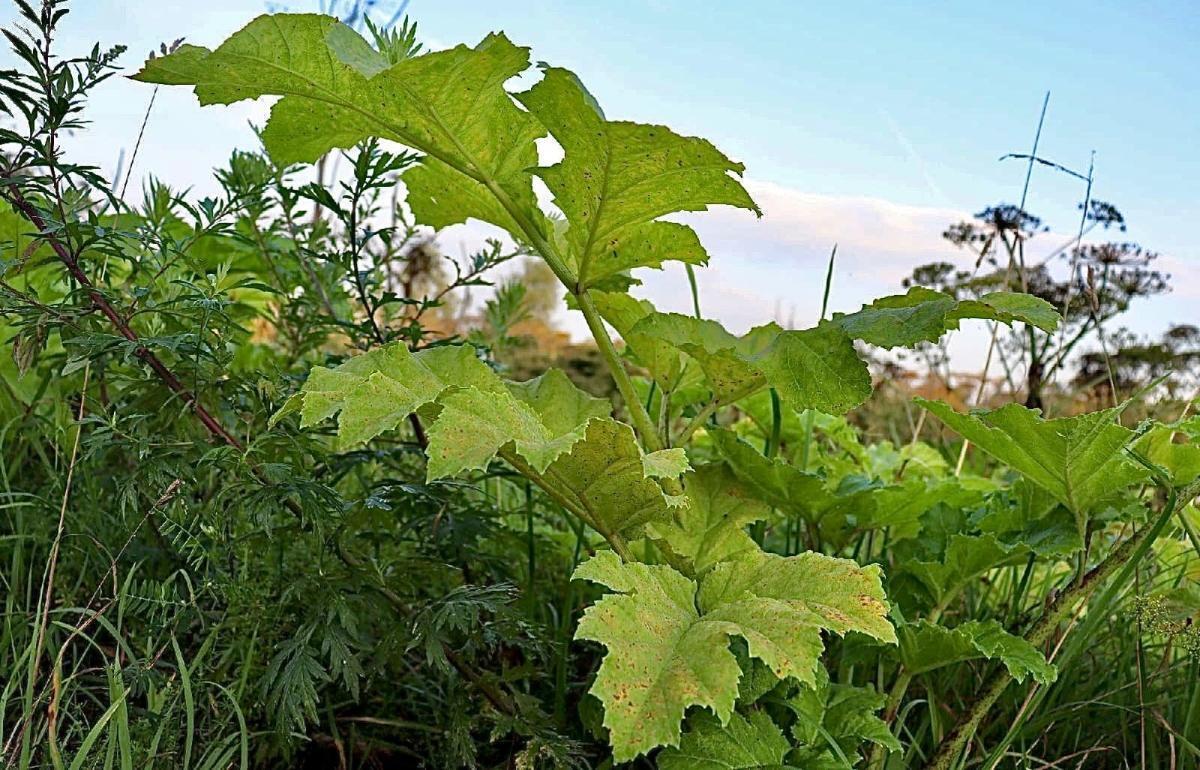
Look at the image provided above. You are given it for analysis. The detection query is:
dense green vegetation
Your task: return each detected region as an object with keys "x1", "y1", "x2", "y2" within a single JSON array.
[{"x1": 2, "y1": 2, "x2": 1198, "y2": 768}]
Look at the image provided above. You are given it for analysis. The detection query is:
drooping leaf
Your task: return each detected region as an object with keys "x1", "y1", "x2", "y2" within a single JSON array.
[
  {"x1": 919, "y1": 399, "x2": 1149, "y2": 523},
  {"x1": 515, "y1": 67, "x2": 760, "y2": 288},
  {"x1": 712, "y1": 430, "x2": 826, "y2": 509},
  {"x1": 547, "y1": 418, "x2": 678, "y2": 537},
  {"x1": 276, "y1": 344, "x2": 677, "y2": 535},
  {"x1": 833, "y1": 287, "x2": 1060, "y2": 349},
  {"x1": 964, "y1": 291, "x2": 1061, "y2": 333},
  {"x1": 132, "y1": 15, "x2": 387, "y2": 109},
  {"x1": 897, "y1": 620, "x2": 1057, "y2": 684},
  {"x1": 632, "y1": 313, "x2": 777, "y2": 405},
  {"x1": 261, "y1": 631, "x2": 329, "y2": 733},
  {"x1": 713, "y1": 429, "x2": 899, "y2": 549},
  {"x1": 573, "y1": 549, "x2": 894, "y2": 760},
  {"x1": 285, "y1": 342, "x2": 601, "y2": 478},
  {"x1": 646, "y1": 464, "x2": 768, "y2": 573},
  {"x1": 752, "y1": 323, "x2": 873, "y2": 415},
  {"x1": 1134, "y1": 422, "x2": 1200, "y2": 486},
  {"x1": 657, "y1": 711, "x2": 796, "y2": 770},
  {"x1": 626, "y1": 314, "x2": 872, "y2": 415},
  {"x1": 274, "y1": 341, "x2": 576, "y2": 471}
]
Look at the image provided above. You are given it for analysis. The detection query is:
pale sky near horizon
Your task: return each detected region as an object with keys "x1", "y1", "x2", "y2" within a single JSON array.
[{"x1": 2, "y1": 0, "x2": 1197, "y2": 372}]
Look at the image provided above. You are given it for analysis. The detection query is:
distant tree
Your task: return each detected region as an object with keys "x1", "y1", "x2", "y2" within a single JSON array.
[
  {"x1": 904, "y1": 201, "x2": 1170, "y2": 410},
  {"x1": 1074, "y1": 324, "x2": 1200, "y2": 406}
]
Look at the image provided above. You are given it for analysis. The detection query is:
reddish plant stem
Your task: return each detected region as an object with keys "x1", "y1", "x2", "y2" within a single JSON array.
[
  {"x1": 6, "y1": 188, "x2": 510, "y2": 718},
  {"x1": 6, "y1": 189, "x2": 244, "y2": 451}
]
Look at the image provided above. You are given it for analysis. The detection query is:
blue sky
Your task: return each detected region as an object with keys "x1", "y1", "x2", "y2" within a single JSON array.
[{"x1": 4, "y1": 0, "x2": 1197, "y2": 366}]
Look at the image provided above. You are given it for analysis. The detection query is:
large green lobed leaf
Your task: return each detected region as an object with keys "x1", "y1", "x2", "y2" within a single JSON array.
[
  {"x1": 573, "y1": 550, "x2": 894, "y2": 760},
  {"x1": 516, "y1": 67, "x2": 760, "y2": 288},
  {"x1": 897, "y1": 620, "x2": 1057, "y2": 684},
  {"x1": 272, "y1": 343, "x2": 684, "y2": 540},
  {"x1": 138, "y1": 17, "x2": 763, "y2": 288},
  {"x1": 135, "y1": 16, "x2": 546, "y2": 241},
  {"x1": 832, "y1": 286, "x2": 1060, "y2": 349},
  {"x1": 919, "y1": 400, "x2": 1149, "y2": 525}
]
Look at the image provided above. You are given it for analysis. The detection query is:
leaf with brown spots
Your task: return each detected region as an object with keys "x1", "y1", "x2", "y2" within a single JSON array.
[{"x1": 573, "y1": 549, "x2": 894, "y2": 761}]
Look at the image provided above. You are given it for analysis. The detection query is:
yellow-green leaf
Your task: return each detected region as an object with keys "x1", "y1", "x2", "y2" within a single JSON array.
[
  {"x1": 547, "y1": 419, "x2": 678, "y2": 537},
  {"x1": 646, "y1": 464, "x2": 767, "y2": 573},
  {"x1": 516, "y1": 67, "x2": 760, "y2": 288},
  {"x1": 573, "y1": 549, "x2": 894, "y2": 760},
  {"x1": 135, "y1": 17, "x2": 545, "y2": 242}
]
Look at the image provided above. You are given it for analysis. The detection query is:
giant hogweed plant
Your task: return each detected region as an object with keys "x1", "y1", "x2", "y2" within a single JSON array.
[
  {"x1": 0, "y1": 7, "x2": 1183, "y2": 768},
  {"x1": 8, "y1": 4, "x2": 1199, "y2": 768},
  {"x1": 2, "y1": 2, "x2": 1200, "y2": 762},
  {"x1": 123, "y1": 14, "x2": 1185, "y2": 766}
]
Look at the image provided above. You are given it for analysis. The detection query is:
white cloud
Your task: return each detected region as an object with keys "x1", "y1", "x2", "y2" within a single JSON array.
[
  {"x1": 645, "y1": 180, "x2": 971, "y2": 333},
  {"x1": 431, "y1": 179, "x2": 979, "y2": 341}
]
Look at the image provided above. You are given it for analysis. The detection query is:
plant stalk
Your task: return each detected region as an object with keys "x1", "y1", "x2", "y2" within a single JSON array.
[{"x1": 926, "y1": 477, "x2": 1196, "y2": 769}]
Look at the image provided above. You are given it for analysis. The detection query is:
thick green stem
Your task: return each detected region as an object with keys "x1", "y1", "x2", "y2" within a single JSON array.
[
  {"x1": 474, "y1": 169, "x2": 678, "y2": 499},
  {"x1": 881, "y1": 671, "x2": 913, "y2": 725},
  {"x1": 470, "y1": 160, "x2": 685, "y2": 498},
  {"x1": 685, "y1": 263, "x2": 702, "y2": 318},
  {"x1": 1179, "y1": 505, "x2": 1200, "y2": 559},
  {"x1": 674, "y1": 379, "x2": 770, "y2": 448},
  {"x1": 926, "y1": 479, "x2": 1193, "y2": 770},
  {"x1": 765, "y1": 388, "x2": 782, "y2": 459},
  {"x1": 577, "y1": 293, "x2": 683, "y2": 497},
  {"x1": 575, "y1": 293, "x2": 663, "y2": 451},
  {"x1": 475, "y1": 175, "x2": 576, "y2": 290}
]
